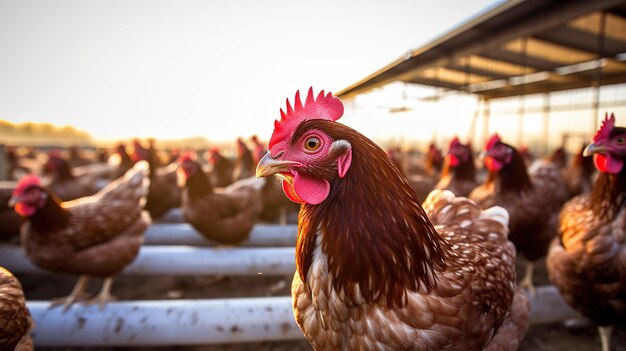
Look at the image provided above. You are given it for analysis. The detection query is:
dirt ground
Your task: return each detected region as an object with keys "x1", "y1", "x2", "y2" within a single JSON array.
[{"x1": 14, "y1": 254, "x2": 625, "y2": 351}]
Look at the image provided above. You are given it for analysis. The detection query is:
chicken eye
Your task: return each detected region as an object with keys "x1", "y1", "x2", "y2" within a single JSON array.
[
  {"x1": 304, "y1": 137, "x2": 321, "y2": 151},
  {"x1": 617, "y1": 137, "x2": 625, "y2": 144}
]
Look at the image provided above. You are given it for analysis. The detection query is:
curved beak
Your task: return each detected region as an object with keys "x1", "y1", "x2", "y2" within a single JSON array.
[
  {"x1": 256, "y1": 152, "x2": 302, "y2": 178},
  {"x1": 583, "y1": 142, "x2": 607, "y2": 157},
  {"x1": 7, "y1": 195, "x2": 18, "y2": 208}
]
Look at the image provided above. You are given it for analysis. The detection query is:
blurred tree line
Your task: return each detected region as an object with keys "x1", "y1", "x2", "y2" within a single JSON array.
[{"x1": 0, "y1": 120, "x2": 92, "y2": 142}]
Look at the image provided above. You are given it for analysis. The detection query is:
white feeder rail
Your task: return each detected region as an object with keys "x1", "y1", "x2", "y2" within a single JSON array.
[
  {"x1": 28, "y1": 296, "x2": 302, "y2": 347},
  {"x1": 156, "y1": 207, "x2": 185, "y2": 223},
  {"x1": 144, "y1": 223, "x2": 298, "y2": 247},
  {"x1": 0, "y1": 246, "x2": 296, "y2": 276},
  {"x1": 26, "y1": 286, "x2": 581, "y2": 347}
]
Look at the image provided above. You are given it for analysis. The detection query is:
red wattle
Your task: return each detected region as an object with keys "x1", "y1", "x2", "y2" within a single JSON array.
[
  {"x1": 594, "y1": 154, "x2": 623, "y2": 174},
  {"x1": 15, "y1": 203, "x2": 36, "y2": 217},
  {"x1": 484, "y1": 156, "x2": 502, "y2": 172},
  {"x1": 448, "y1": 155, "x2": 460, "y2": 167}
]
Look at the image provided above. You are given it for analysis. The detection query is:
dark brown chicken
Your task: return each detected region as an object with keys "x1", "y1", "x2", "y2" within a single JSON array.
[
  {"x1": 436, "y1": 136, "x2": 478, "y2": 197},
  {"x1": 256, "y1": 88, "x2": 529, "y2": 350},
  {"x1": 232, "y1": 138, "x2": 255, "y2": 182},
  {"x1": 42, "y1": 151, "x2": 100, "y2": 201},
  {"x1": 208, "y1": 148, "x2": 234, "y2": 188},
  {"x1": 10, "y1": 161, "x2": 151, "y2": 310},
  {"x1": 470, "y1": 134, "x2": 568, "y2": 296},
  {"x1": 563, "y1": 143, "x2": 597, "y2": 198},
  {"x1": 547, "y1": 113, "x2": 626, "y2": 351},
  {"x1": 133, "y1": 142, "x2": 181, "y2": 219},
  {"x1": 0, "y1": 266, "x2": 33, "y2": 351},
  {"x1": 178, "y1": 153, "x2": 264, "y2": 245},
  {"x1": 0, "y1": 182, "x2": 21, "y2": 242}
]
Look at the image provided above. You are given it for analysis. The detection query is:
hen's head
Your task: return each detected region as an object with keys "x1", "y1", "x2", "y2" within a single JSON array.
[
  {"x1": 9, "y1": 175, "x2": 48, "y2": 217},
  {"x1": 176, "y1": 151, "x2": 200, "y2": 186},
  {"x1": 483, "y1": 133, "x2": 513, "y2": 172},
  {"x1": 584, "y1": 113, "x2": 626, "y2": 174},
  {"x1": 446, "y1": 136, "x2": 470, "y2": 167},
  {"x1": 256, "y1": 88, "x2": 351, "y2": 205},
  {"x1": 43, "y1": 150, "x2": 66, "y2": 174}
]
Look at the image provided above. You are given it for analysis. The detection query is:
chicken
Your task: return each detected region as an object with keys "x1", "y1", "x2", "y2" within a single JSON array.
[
  {"x1": 110, "y1": 143, "x2": 134, "y2": 180},
  {"x1": 435, "y1": 137, "x2": 478, "y2": 197},
  {"x1": 133, "y1": 142, "x2": 181, "y2": 219},
  {"x1": 0, "y1": 182, "x2": 21, "y2": 242},
  {"x1": 208, "y1": 148, "x2": 234, "y2": 188},
  {"x1": 250, "y1": 135, "x2": 266, "y2": 165},
  {"x1": 232, "y1": 137, "x2": 255, "y2": 182},
  {"x1": 178, "y1": 153, "x2": 264, "y2": 245},
  {"x1": 470, "y1": 134, "x2": 568, "y2": 296},
  {"x1": 425, "y1": 142, "x2": 444, "y2": 177},
  {"x1": 547, "y1": 113, "x2": 626, "y2": 351},
  {"x1": 42, "y1": 151, "x2": 100, "y2": 201},
  {"x1": 9, "y1": 161, "x2": 151, "y2": 311},
  {"x1": 256, "y1": 88, "x2": 530, "y2": 350},
  {"x1": 563, "y1": 143, "x2": 596, "y2": 198},
  {"x1": 0, "y1": 266, "x2": 33, "y2": 351}
]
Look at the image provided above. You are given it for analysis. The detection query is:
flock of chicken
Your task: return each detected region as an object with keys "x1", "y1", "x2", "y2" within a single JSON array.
[{"x1": 0, "y1": 88, "x2": 624, "y2": 351}]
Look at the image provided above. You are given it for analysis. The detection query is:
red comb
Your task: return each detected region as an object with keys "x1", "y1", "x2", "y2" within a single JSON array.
[
  {"x1": 13, "y1": 174, "x2": 41, "y2": 196},
  {"x1": 268, "y1": 87, "x2": 344, "y2": 150},
  {"x1": 48, "y1": 149, "x2": 62, "y2": 158},
  {"x1": 449, "y1": 136, "x2": 461, "y2": 148},
  {"x1": 485, "y1": 133, "x2": 502, "y2": 150},
  {"x1": 178, "y1": 150, "x2": 196, "y2": 163},
  {"x1": 593, "y1": 112, "x2": 615, "y2": 143}
]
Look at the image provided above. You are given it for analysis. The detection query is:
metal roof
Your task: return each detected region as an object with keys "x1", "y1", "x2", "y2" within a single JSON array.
[{"x1": 337, "y1": 0, "x2": 626, "y2": 100}]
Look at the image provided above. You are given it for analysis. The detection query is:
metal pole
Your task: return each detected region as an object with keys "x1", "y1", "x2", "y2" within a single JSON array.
[
  {"x1": 142, "y1": 224, "x2": 298, "y2": 247},
  {"x1": 25, "y1": 285, "x2": 579, "y2": 347},
  {"x1": 0, "y1": 246, "x2": 296, "y2": 276},
  {"x1": 592, "y1": 11, "x2": 607, "y2": 132},
  {"x1": 542, "y1": 93, "x2": 551, "y2": 154}
]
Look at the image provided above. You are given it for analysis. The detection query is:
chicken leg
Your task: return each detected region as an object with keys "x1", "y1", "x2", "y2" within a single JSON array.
[
  {"x1": 85, "y1": 277, "x2": 115, "y2": 310},
  {"x1": 519, "y1": 261, "x2": 536, "y2": 298},
  {"x1": 50, "y1": 275, "x2": 89, "y2": 312},
  {"x1": 599, "y1": 326, "x2": 613, "y2": 351}
]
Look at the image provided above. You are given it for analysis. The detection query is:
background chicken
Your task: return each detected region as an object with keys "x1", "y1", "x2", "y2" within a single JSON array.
[
  {"x1": 256, "y1": 88, "x2": 529, "y2": 350},
  {"x1": 208, "y1": 147, "x2": 234, "y2": 188},
  {"x1": 178, "y1": 153, "x2": 264, "y2": 245},
  {"x1": 42, "y1": 151, "x2": 100, "y2": 201},
  {"x1": 547, "y1": 113, "x2": 626, "y2": 351},
  {"x1": 133, "y1": 141, "x2": 181, "y2": 219},
  {"x1": 0, "y1": 182, "x2": 21, "y2": 242},
  {"x1": 9, "y1": 161, "x2": 151, "y2": 310},
  {"x1": 0, "y1": 266, "x2": 33, "y2": 351},
  {"x1": 563, "y1": 143, "x2": 597, "y2": 198},
  {"x1": 232, "y1": 137, "x2": 255, "y2": 182},
  {"x1": 470, "y1": 134, "x2": 568, "y2": 296},
  {"x1": 435, "y1": 136, "x2": 478, "y2": 197}
]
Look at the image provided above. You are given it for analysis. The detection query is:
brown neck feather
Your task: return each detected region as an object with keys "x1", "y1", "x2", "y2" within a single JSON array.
[
  {"x1": 296, "y1": 120, "x2": 448, "y2": 308},
  {"x1": 490, "y1": 146, "x2": 532, "y2": 193},
  {"x1": 30, "y1": 191, "x2": 70, "y2": 232},
  {"x1": 186, "y1": 164, "x2": 213, "y2": 199},
  {"x1": 591, "y1": 169, "x2": 626, "y2": 219},
  {"x1": 442, "y1": 153, "x2": 475, "y2": 182}
]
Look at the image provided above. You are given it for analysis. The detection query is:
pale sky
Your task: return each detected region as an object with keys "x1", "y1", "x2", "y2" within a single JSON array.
[{"x1": 0, "y1": 0, "x2": 502, "y2": 143}]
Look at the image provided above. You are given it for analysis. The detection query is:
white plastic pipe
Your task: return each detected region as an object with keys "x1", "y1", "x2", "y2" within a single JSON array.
[
  {"x1": 0, "y1": 246, "x2": 296, "y2": 276},
  {"x1": 156, "y1": 207, "x2": 184, "y2": 223},
  {"x1": 528, "y1": 285, "x2": 581, "y2": 324},
  {"x1": 26, "y1": 286, "x2": 581, "y2": 347},
  {"x1": 27, "y1": 297, "x2": 303, "y2": 346},
  {"x1": 144, "y1": 224, "x2": 298, "y2": 247}
]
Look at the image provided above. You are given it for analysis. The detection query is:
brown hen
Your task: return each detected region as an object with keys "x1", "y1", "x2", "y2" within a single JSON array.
[
  {"x1": 0, "y1": 266, "x2": 33, "y2": 351},
  {"x1": 436, "y1": 136, "x2": 478, "y2": 197},
  {"x1": 470, "y1": 134, "x2": 568, "y2": 296},
  {"x1": 257, "y1": 88, "x2": 529, "y2": 350},
  {"x1": 547, "y1": 113, "x2": 626, "y2": 351},
  {"x1": 178, "y1": 154, "x2": 264, "y2": 245},
  {"x1": 10, "y1": 161, "x2": 151, "y2": 311},
  {"x1": 42, "y1": 152, "x2": 100, "y2": 201}
]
